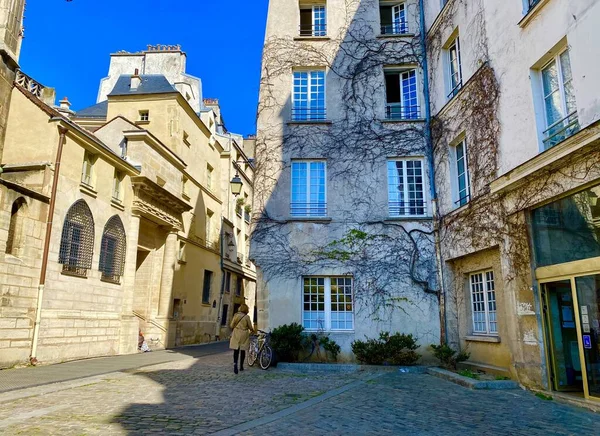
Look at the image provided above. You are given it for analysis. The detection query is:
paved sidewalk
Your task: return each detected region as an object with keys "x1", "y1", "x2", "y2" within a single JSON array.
[{"x1": 0, "y1": 341, "x2": 228, "y2": 393}]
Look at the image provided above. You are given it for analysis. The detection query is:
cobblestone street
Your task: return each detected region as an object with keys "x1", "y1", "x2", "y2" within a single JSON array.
[{"x1": 0, "y1": 346, "x2": 598, "y2": 435}]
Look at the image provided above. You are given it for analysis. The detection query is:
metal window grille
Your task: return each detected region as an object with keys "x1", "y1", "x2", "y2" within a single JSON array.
[
  {"x1": 99, "y1": 215, "x2": 127, "y2": 283},
  {"x1": 470, "y1": 270, "x2": 497, "y2": 335},
  {"x1": 59, "y1": 200, "x2": 95, "y2": 277}
]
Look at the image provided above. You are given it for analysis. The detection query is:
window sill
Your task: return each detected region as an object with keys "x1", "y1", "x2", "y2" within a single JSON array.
[
  {"x1": 465, "y1": 335, "x2": 501, "y2": 343},
  {"x1": 385, "y1": 216, "x2": 432, "y2": 222},
  {"x1": 135, "y1": 120, "x2": 150, "y2": 125},
  {"x1": 376, "y1": 33, "x2": 415, "y2": 39},
  {"x1": 287, "y1": 120, "x2": 332, "y2": 126},
  {"x1": 80, "y1": 183, "x2": 97, "y2": 198},
  {"x1": 178, "y1": 259, "x2": 187, "y2": 265},
  {"x1": 182, "y1": 192, "x2": 191, "y2": 201},
  {"x1": 61, "y1": 270, "x2": 88, "y2": 279},
  {"x1": 304, "y1": 329, "x2": 355, "y2": 334},
  {"x1": 518, "y1": 0, "x2": 551, "y2": 28},
  {"x1": 381, "y1": 118, "x2": 425, "y2": 124},
  {"x1": 101, "y1": 277, "x2": 122, "y2": 285},
  {"x1": 293, "y1": 36, "x2": 330, "y2": 41},
  {"x1": 287, "y1": 217, "x2": 332, "y2": 223},
  {"x1": 111, "y1": 198, "x2": 125, "y2": 211}
]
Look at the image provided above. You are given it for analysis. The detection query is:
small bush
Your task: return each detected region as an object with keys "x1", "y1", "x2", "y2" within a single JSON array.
[
  {"x1": 430, "y1": 343, "x2": 470, "y2": 369},
  {"x1": 351, "y1": 332, "x2": 420, "y2": 366},
  {"x1": 271, "y1": 323, "x2": 305, "y2": 362},
  {"x1": 458, "y1": 369, "x2": 480, "y2": 380}
]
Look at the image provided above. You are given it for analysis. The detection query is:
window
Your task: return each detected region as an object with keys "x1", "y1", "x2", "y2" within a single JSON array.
[
  {"x1": 139, "y1": 110, "x2": 149, "y2": 122},
  {"x1": 182, "y1": 176, "x2": 189, "y2": 198},
  {"x1": 59, "y1": 200, "x2": 95, "y2": 277},
  {"x1": 81, "y1": 152, "x2": 95, "y2": 187},
  {"x1": 470, "y1": 270, "x2": 497, "y2": 335},
  {"x1": 183, "y1": 131, "x2": 190, "y2": 146},
  {"x1": 540, "y1": 48, "x2": 579, "y2": 149},
  {"x1": 380, "y1": 2, "x2": 408, "y2": 35},
  {"x1": 202, "y1": 270, "x2": 213, "y2": 304},
  {"x1": 99, "y1": 215, "x2": 126, "y2": 283},
  {"x1": 303, "y1": 277, "x2": 354, "y2": 331},
  {"x1": 292, "y1": 70, "x2": 326, "y2": 121},
  {"x1": 225, "y1": 271, "x2": 231, "y2": 293},
  {"x1": 221, "y1": 304, "x2": 229, "y2": 326},
  {"x1": 384, "y1": 69, "x2": 419, "y2": 119},
  {"x1": 291, "y1": 161, "x2": 327, "y2": 217},
  {"x1": 451, "y1": 139, "x2": 470, "y2": 206},
  {"x1": 300, "y1": 2, "x2": 326, "y2": 36},
  {"x1": 113, "y1": 170, "x2": 123, "y2": 202},
  {"x1": 446, "y1": 37, "x2": 462, "y2": 99},
  {"x1": 236, "y1": 277, "x2": 243, "y2": 296},
  {"x1": 6, "y1": 197, "x2": 26, "y2": 256},
  {"x1": 387, "y1": 159, "x2": 426, "y2": 216},
  {"x1": 207, "y1": 164, "x2": 213, "y2": 190}
]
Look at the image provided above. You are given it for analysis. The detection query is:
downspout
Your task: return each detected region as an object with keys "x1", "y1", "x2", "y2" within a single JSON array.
[
  {"x1": 30, "y1": 123, "x2": 67, "y2": 363},
  {"x1": 419, "y1": 0, "x2": 448, "y2": 344}
]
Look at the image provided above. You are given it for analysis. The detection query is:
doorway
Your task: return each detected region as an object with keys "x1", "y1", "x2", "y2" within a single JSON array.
[{"x1": 541, "y1": 273, "x2": 600, "y2": 400}]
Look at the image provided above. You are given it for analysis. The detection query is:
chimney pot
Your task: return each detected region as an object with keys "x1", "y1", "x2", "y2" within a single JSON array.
[{"x1": 59, "y1": 97, "x2": 71, "y2": 109}]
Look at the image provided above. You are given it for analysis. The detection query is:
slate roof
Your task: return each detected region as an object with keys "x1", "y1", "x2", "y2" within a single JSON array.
[
  {"x1": 75, "y1": 100, "x2": 108, "y2": 118},
  {"x1": 108, "y1": 74, "x2": 178, "y2": 97}
]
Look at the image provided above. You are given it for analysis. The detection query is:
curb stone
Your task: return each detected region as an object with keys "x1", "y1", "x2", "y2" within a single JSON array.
[
  {"x1": 427, "y1": 367, "x2": 519, "y2": 389},
  {"x1": 276, "y1": 363, "x2": 430, "y2": 373}
]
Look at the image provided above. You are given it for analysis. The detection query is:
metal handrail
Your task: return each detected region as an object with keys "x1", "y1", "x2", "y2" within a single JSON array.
[
  {"x1": 380, "y1": 22, "x2": 409, "y2": 35},
  {"x1": 447, "y1": 81, "x2": 463, "y2": 99},
  {"x1": 385, "y1": 104, "x2": 421, "y2": 120},
  {"x1": 290, "y1": 202, "x2": 327, "y2": 217},
  {"x1": 389, "y1": 200, "x2": 427, "y2": 216},
  {"x1": 543, "y1": 111, "x2": 580, "y2": 149},
  {"x1": 299, "y1": 24, "x2": 327, "y2": 37},
  {"x1": 291, "y1": 107, "x2": 327, "y2": 121}
]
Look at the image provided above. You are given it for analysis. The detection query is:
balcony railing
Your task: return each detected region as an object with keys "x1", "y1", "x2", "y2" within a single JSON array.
[
  {"x1": 16, "y1": 70, "x2": 45, "y2": 98},
  {"x1": 299, "y1": 24, "x2": 327, "y2": 37},
  {"x1": 380, "y1": 21, "x2": 409, "y2": 35},
  {"x1": 290, "y1": 202, "x2": 327, "y2": 217},
  {"x1": 389, "y1": 200, "x2": 427, "y2": 217},
  {"x1": 385, "y1": 104, "x2": 421, "y2": 120},
  {"x1": 543, "y1": 111, "x2": 580, "y2": 150},
  {"x1": 291, "y1": 107, "x2": 326, "y2": 122}
]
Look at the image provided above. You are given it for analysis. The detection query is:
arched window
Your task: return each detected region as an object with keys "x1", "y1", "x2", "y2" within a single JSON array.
[
  {"x1": 6, "y1": 197, "x2": 26, "y2": 256},
  {"x1": 99, "y1": 215, "x2": 126, "y2": 284},
  {"x1": 59, "y1": 200, "x2": 94, "y2": 277}
]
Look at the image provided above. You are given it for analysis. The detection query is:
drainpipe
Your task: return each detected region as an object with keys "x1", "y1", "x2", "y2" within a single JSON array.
[
  {"x1": 30, "y1": 123, "x2": 67, "y2": 363},
  {"x1": 419, "y1": 0, "x2": 448, "y2": 344}
]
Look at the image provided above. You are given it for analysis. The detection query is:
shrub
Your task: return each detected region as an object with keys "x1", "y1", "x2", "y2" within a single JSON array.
[
  {"x1": 430, "y1": 343, "x2": 470, "y2": 369},
  {"x1": 270, "y1": 323, "x2": 305, "y2": 362},
  {"x1": 351, "y1": 332, "x2": 420, "y2": 366}
]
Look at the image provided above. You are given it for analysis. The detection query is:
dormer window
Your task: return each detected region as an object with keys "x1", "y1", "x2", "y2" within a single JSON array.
[{"x1": 299, "y1": 1, "x2": 327, "y2": 37}]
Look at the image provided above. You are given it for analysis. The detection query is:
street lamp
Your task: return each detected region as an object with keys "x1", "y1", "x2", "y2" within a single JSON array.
[{"x1": 230, "y1": 174, "x2": 243, "y2": 196}]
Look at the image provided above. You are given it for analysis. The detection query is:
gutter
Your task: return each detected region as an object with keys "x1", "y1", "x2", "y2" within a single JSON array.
[
  {"x1": 419, "y1": 0, "x2": 448, "y2": 344},
  {"x1": 30, "y1": 122, "x2": 67, "y2": 364}
]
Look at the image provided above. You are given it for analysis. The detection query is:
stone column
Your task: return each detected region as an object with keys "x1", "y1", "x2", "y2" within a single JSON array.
[
  {"x1": 158, "y1": 229, "x2": 178, "y2": 318},
  {"x1": 119, "y1": 213, "x2": 141, "y2": 355}
]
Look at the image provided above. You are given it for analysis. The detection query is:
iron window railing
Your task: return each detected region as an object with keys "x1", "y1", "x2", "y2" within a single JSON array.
[
  {"x1": 543, "y1": 111, "x2": 580, "y2": 149},
  {"x1": 389, "y1": 200, "x2": 427, "y2": 217},
  {"x1": 454, "y1": 193, "x2": 471, "y2": 207},
  {"x1": 291, "y1": 107, "x2": 327, "y2": 121},
  {"x1": 385, "y1": 104, "x2": 421, "y2": 120},
  {"x1": 380, "y1": 21, "x2": 409, "y2": 35},
  {"x1": 299, "y1": 24, "x2": 327, "y2": 37},
  {"x1": 447, "y1": 81, "x2": 463, "y2": 99},
  {"x1": 290, "y1": 202, "x2": 327, "y2": 217},
  {"x1": 99, "y1": 216, "x2": 127, "y2": 284}
]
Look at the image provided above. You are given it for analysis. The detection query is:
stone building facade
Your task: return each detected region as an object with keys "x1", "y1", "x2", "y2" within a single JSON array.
[{"x1": 0, "y1": 46, "x2": 256, "y2": 367}]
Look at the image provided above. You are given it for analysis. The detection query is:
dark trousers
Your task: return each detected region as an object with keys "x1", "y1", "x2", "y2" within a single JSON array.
[{"x1": 233, "y1": 349, "x2": 246, "y2": 367}]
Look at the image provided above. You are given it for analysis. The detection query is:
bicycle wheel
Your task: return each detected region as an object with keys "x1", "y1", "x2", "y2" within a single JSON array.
[
  {"x1": 248, "y1": 339, "x2": 258, "y2": 367},
  {"x1": 259, "y1": 344, "x2": 273, "y2": 370}
]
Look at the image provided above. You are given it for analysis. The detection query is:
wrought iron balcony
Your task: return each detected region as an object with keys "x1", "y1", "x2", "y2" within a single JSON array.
[
  {"x1": 290, "y1": 202, "x2": 327, "y2": 217},
  {"x1": 380, "y1": 21, "x2": 409, "y2": 35},
  {"x1": 291, "y1": 107, "x2": 327, "y2": 122},
  {"x1": 299, "y1": 24, "x2": 327, "y2": 37},
  {"x1": 389, "y1": 200, "x2": 427, "y2": 217},
  {"x1": 385, "y1": 104, "x2": 421, "y2": 120},
  {"x1": 15, "y1": 70, "x2": 45, "y2": 98},
  {"x1": 543, "y1": 111, "x2": 580, "y2": 149}
]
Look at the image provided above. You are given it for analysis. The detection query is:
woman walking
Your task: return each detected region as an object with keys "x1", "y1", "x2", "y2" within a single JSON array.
[{"x1": 230, "y1": 304, "x2": 254, "y2": 374}]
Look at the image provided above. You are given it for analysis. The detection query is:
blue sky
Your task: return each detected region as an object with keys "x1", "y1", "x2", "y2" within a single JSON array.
[{"x1": 19, "y1": 0, "x2": 269, "y2": 136}]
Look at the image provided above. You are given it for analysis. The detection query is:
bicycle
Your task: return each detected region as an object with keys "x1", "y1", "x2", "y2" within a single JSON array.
[{"x1": 248, "y1": 329, "x2": 273, "y2": 370}]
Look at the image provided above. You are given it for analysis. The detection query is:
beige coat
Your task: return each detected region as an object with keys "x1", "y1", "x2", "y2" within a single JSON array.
[{"x1": 229, "y1": 312, "x2": 253, "y2": 351}]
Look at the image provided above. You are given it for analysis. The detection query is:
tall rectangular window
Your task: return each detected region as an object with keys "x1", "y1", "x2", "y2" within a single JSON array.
[
  {"x1": 112, "y1": 170, "x2": 123, "y2": 202},
  {"x1": 236, "y1": 277, "x2": 243, "y2": 296},
  {"x1": 387, "y1": 159, "x2": 425, "y2": 216},
  {"x1": 380, "y1": 3, "x2": 408, "y2": 35},
  {"x1": 81, "y1": 152, "x2": 95, "y2": 187},
  {"x1": 447, "y1": 37, "x2": 462, "y2": 99},
  {"x1": 202, "y1": 270, "x2": 213, "y2": 304},
  {"x1": 303, "y1": 277, "x2": 354, "y2": 331},
  {"x1": 470, "y1": 270, "x2": 497, "y2": 335},
  {"x1": 291, "y1": 161, "x2": 326, "y2": 217},
  {"x1": 541, "y1": 48, "x2": 579, "y2": 148},
  {"x1": 452, "y1": 140, "x2": 470, "y2": 206},
  {"x1": 300, "y1": 3, "x2": 327, "y2": 36},
  {"x1": 384, "y1": 69, "x2": 419, "y2": 119},
  {"x1": 292, "y1": 70, "x2": 326, "y2": 121},
  {"x1": 225, "y1": 271, "x2": 231, "y2": 293}
]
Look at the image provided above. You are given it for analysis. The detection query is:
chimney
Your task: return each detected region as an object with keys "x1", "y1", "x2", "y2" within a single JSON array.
[
  {"x1": 131, "y1": 68, "x2": 142, "y2": 91},
  {"x1": 56, "y1": 96, "x2": 74, "y2": 118}
]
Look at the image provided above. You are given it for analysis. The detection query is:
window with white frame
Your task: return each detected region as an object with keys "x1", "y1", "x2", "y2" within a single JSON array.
[
  {"x1": 380, "y1": 2, "x2": 408, "y2": 35},
  {"x1": 446, "y1": 36, "x2": 462, "y2": 99},
  {"x1": 112, "y1": 170, "x2": 123, "y2": 202},
  {"x1": 451, "y1": 139, "x2": 470, "y2": 207},
  {"x1": 387, "y1": 159, "x2": 426, "y2": 216},
  {"x1": 540, "y1": 48, "x2": 579, "y2": 149},
  {"x1": 291, "y1": 160, "x2": 326, "y2": 217},
  {"x1": 139, "y1": 110, "x2": 149, "y2": 122},
  {"x1": 303, "y1": 277, "x2": 354, "y2": 331},
  {"x1": 81, "y1": 152, "x2": 95, "y2": 187},
  {"x1": 384, "y1": 68, "x2": 419, "y2": 120},
  {"x1": 470, "y1": 270, "x2": 497, "y2": 335},
  {"x1": 292, "y1": 70, "x2": 326, "y2": 121},
  {"x1": 300, "y1": 2, "x2": 327, "y2": 36}
]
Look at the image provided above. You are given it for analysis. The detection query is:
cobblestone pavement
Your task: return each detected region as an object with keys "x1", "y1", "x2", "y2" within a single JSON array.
[{"x1": 0, "y1": 350, "x2": 599, "y2": 435}]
